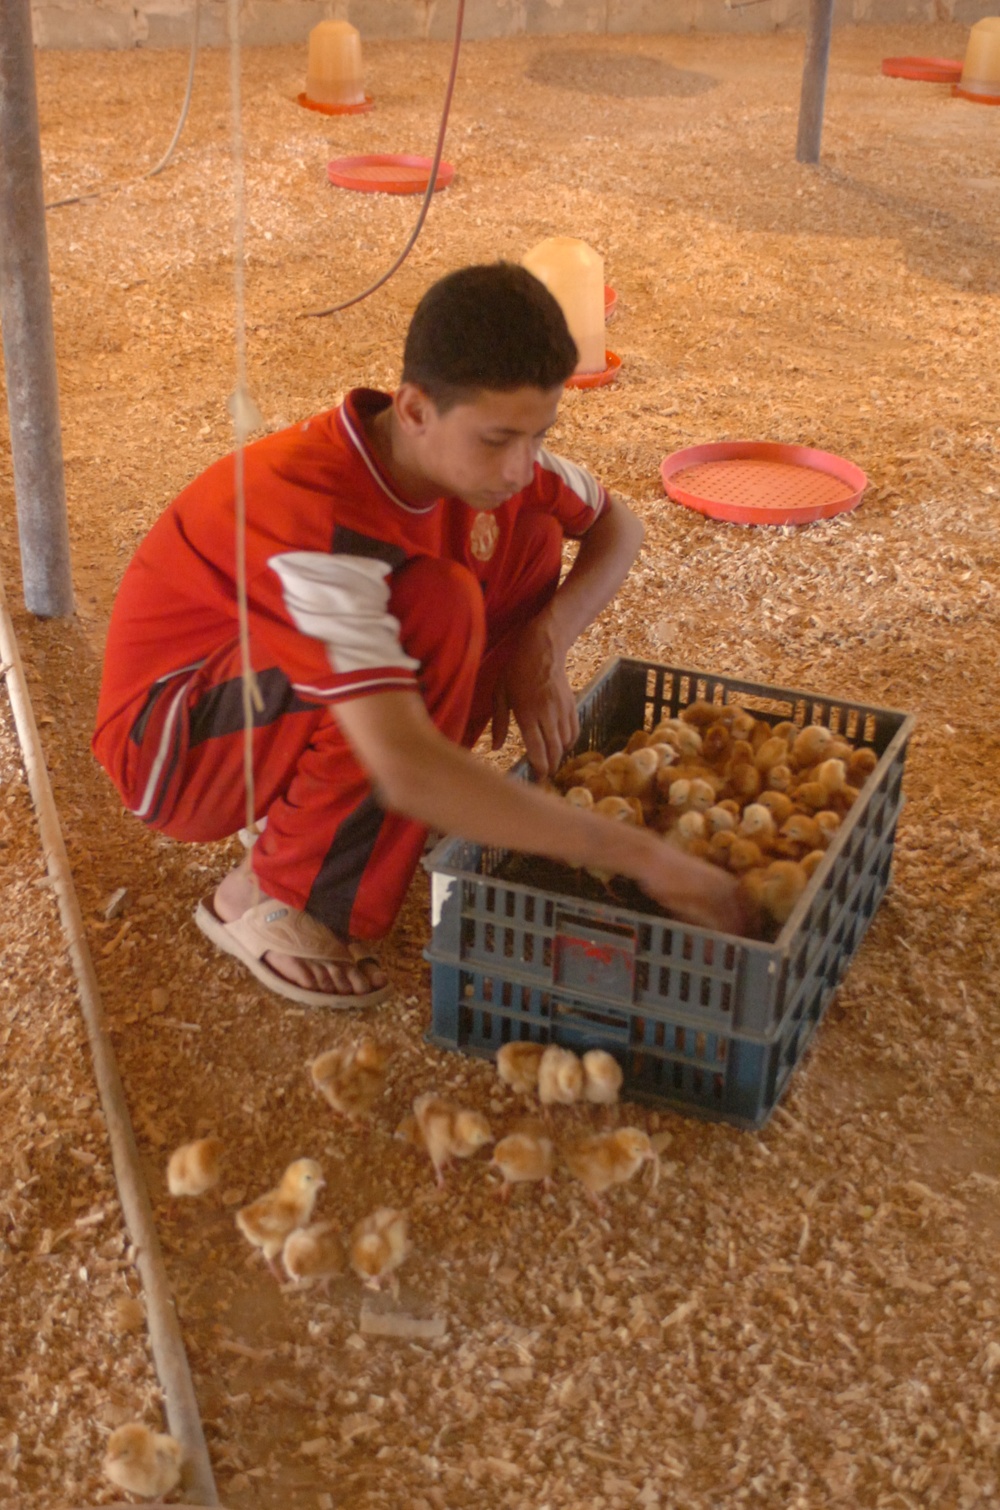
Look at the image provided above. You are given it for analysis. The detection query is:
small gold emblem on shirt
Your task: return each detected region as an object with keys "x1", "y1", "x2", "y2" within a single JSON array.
[{"x1": 470, "y1": 511, "x2": 500, "y2": 562}]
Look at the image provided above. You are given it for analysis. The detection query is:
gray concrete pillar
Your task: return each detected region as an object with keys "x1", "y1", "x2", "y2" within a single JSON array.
[
  {"x1": 0, "y1": 0, "x2": 74, "y2": 617},
  {"x1": 796, "y1": 0, "x2": 835, "y2": 164}
]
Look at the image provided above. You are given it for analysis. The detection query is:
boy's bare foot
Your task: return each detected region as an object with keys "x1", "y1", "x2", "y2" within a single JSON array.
[{"x1": 213, "y1": 859, "x2": 388, "y2": 999}]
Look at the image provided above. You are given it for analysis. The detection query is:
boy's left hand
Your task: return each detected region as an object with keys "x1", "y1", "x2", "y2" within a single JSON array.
[{"x1": 491, "y1": 618, "x2": 579, "y2": 777}]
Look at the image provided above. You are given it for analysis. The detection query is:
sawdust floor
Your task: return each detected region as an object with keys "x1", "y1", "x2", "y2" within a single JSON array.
[{"x1": 1, "y1": 22, "x2": 999, "y2": 1510}]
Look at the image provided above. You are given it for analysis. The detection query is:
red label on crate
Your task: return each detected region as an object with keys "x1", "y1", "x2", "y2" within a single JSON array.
[{"x1": 554, "y1": 914, "x2": 637, "y2": 1000}]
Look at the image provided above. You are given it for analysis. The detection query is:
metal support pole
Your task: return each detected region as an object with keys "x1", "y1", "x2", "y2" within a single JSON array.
[
  {"x1": 795, "y1": 0, "x2": 836, "y2": 165},
  {"x1": 0, "y1": 0, "x2": 74, "y2": 617}
]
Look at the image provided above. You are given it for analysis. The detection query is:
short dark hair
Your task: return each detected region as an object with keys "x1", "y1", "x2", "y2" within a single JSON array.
[{"x1": 401, "y1": 263, "x2": 578, "y2": 411}]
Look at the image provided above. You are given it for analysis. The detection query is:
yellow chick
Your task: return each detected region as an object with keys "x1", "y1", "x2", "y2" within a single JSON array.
[
  {"x1": 625, "y1": 728, "x2": 651, "y2": 753},
  {"x1": 791, "y1": 724, "x2": 834, "y2": 768},
  {"x1": 704, "y1": 803, "x2": 737, "y2": 835},
  {"x1": 830, "y1": 782, "x2": 861, "y2": 816},
  {"x1": 490, "y1": 1131, "x2": 555, "y2": 1201},
  {"x1": 581, "y1": 1049, "x2": 624, "y2": 1106},
  {"x1": 393, "y1": 1111, "x2": 423, "y2": 1149},
  {"x1": 725, "y1": 707, "x2": 757, "y2": 741},
  {"x1": 708, "y1": 830, "x2": 737, "y2": 865},
  {"x1": 701, "y1": 722, "x2": 732, "y2": 766},
  {"x1": 724, "y1": 759, "x2": 762, "y2": 804},
  {"x1": 812, "y1": 757, "x2": 847, "y2": 796},
  {"x1": 309, "y1": 1036, "x2": 391, "y2": 1123},
  {"x1": 755, "y1": 790, "x2": 795, "y2": 826},
  {"x1": 235, "y1": 1158, "x2": 325, "y2": 1278},
  {"x1": 737, "y1": 803, "x2": 776, "y2": 844},
  {"x1": 563, "y1": 1128, "x2": 657, "y2": 1213},
  {"x1": 754, "y1": 735, "x2": 791, "y2": 773},
  {"x1": 282, "y1": 1221, "x2": 345, "y2": 1289},
  {"x1": 801, "y1": 849, "x2": 826, "y2": 879},
  {"x1": 103, "y1": 1422, "x2": 183, "y2": 1500},
  {"x1": 738, "y1": 867, "x2": 769, "y2": 937},
  {"x1": 728, "y1": 837, "x2": 765, "y2": 875},
  {"x1": 673, "y1": 810, "x2": 707, "y2": 849},
  {"x1": 758, "y1": 860, "x2": 809, "y2": 926},
  {"x1": 749, "y1": 717, "x2": 778, "y2": 752},
  {"x1": 412, "y1": 1093, "x2": 493, "y2": 1186},
  {"x1": 600, "y1": 752, "x2": 633, "y2": 795},
  {"x1": 622, "y1": 746, "x2": 663, "y2": 799},
  {"x1": 594, "y1": 794, "x2": 639, "y2": 824},
  {"x1": 350, "y1": 1207, "x2": 410, "y2": 1290},
  {"x1": 664, "y1": 775, "x2": 715, "y2": 817},
  {"x1": 538, "y1": 1044, "x2": 585, "y2": 1110},
  {"x1": 780, "y1": 813, "x2": 823, "y2": 853},
  {"x1": 664, "y1": 776, "x2": 692, "y2": 814},
  {"x1": 680, "y1": 698, "x2": 725, "y2": 728},
  {"x1": 555, "y1": 750, "x2": 602, "y2": 788},
  {"x1": 725, "y1": 737, "x2": 755, "y2": 767},
  {"x1": 564, "y1": 784, "x2": 594, "y2": 809},
  {"x1": 764, "y1": 763, "x2": 793, "y2": 793},
  {"x1": 651, "y1": 720, "x2": 703, "y2": 759},
  {"x1": 847, "y1": 747, "x2": 878, "y2": 786},
  {"x1": 496, "y1": 1040, "x2": 547, "y2": 1095},
  {"x1": 687, "y1": 778, "x2": 718, "y2": 814},
  {"x1": 581, "y1": 768, "x2": 614, "y2": 802},
  {"x1": 166, "y1": 1136, "x2": 224, "y2": 1199},
  {"x1": 814, "y1": 810, "x2": 842, "y2": 844},
  {"x1": 791, "y1": 778, "x2": 829, "y2": 812}
]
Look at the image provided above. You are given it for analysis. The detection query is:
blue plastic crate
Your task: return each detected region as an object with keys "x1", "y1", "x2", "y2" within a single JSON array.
[{"x1": 423, "y1": 658, "x2": 913, "y2": 1129}]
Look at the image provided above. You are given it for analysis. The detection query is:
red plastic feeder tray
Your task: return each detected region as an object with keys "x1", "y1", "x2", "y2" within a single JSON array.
[
  {"x1": 660, "y1": 441, "x2": 867, "y2": 527},
  {"x1": 880, "y1": 56, "x2": 963, "y2": 82},
  {"x1": 298, "y1": 92, "x2": 374, "y2": 115},
  {"x1": 326, "y1": 153, "x2": 455, "y2": 195},
  {"x1": 565, "y1": 350, "x2": 621, "y2": 390}
]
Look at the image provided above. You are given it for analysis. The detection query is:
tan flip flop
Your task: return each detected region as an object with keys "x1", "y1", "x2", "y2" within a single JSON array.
[{"x1": 194, "y1": 895, "x2": 391, "y2": 1010}]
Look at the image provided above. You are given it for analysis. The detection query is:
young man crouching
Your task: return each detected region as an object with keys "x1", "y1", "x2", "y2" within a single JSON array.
[{"x1": 93, "y1": 263, "x2": 742, "y2": 1008}]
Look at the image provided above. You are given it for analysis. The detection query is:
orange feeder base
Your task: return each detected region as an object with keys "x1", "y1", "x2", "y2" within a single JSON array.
[
  {"x1": 565, "y1": 350, "x2": 621, "y2": 390},
  {"x1": 953, "y1": 83, "x2": 1000, "y2": 103},
  {"x1": 298, "y1": 92, "x2": 374, "y2": 115}
]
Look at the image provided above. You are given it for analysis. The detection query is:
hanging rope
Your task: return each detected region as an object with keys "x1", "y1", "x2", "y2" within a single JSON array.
[
  {"x1": 45, "y1": 0, "x2": 201, "y2": 211},
  {"x1": 226, "y1": 0, "x2": 264, "y2": 839},
  {"x1": 304, "y1": 0, "x2": 466, "y2": 318}
]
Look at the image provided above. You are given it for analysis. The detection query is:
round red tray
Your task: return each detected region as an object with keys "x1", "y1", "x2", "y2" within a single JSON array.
[
  {"x1": 298, "y1": 92, "x2": 374, "y2": 115},
  {"x1": 881, "y1": 56, "x2": 962, "y2": 83},
  {"x1": 565, "y1": 350, "x2": 621, "y2": 390},
  {"x1": 660, "y1": 441, "x2": 867, "y2": 526},
  {"x1": 604, "y1": 285, "x2": 617, "y2": 322},
  {"x1": 326, "y1": 153, "x2": 455, "y2": 195}
]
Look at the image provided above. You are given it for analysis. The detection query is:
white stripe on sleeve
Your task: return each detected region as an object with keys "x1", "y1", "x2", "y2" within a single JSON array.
[
  {"x1": 536, "y1": 447, "x2": 604, "y2": 515},
  {"x1": 269, "y1": 551, "x2": 420, "y2": 677},
  {"x1": 132, "y1": 675, "x2": 196, "y2": 819}
]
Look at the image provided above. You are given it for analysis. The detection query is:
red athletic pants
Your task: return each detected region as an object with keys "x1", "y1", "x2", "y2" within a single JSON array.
[{"x1": 110, "y1": 514, "x2": 563, "y2": 940}]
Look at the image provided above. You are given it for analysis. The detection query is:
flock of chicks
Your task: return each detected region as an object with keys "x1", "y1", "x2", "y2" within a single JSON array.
[
  {"x1": 553, "y1": 698, "x2": 879, "y2": 935},
  {"x1": 100, "y1": 707, "x2": 879, "y2": 1497},
  {"x1": 105, "y1": 1034, "x2": 654, "y2": 1496}
]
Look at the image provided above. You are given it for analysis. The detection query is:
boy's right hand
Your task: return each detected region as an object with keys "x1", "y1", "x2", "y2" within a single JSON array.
[{"x1": 639, "y1": 846, "x2": 749, "y2": 936}]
